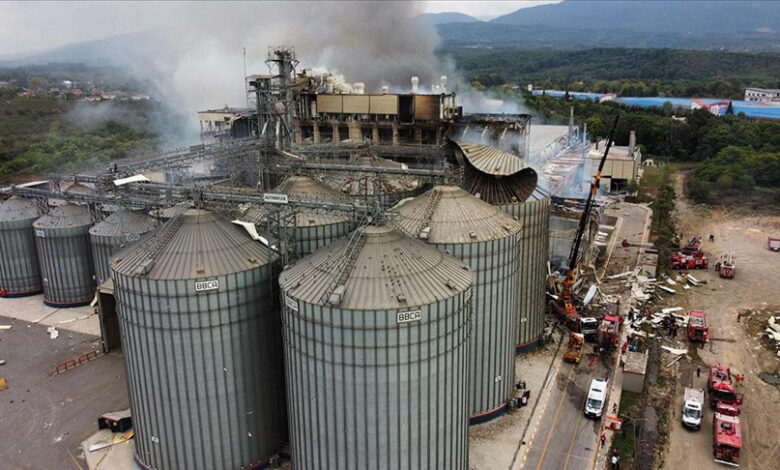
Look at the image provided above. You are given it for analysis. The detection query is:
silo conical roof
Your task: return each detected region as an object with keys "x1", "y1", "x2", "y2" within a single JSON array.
[
  {"x1": 33, "y1": 204, "x2": 93, "y2": 229},
  {"x1": 280, "y1": 224, "x2": 471, "y2": 310},
  {"x1": 324, "y1": 155, "x2": 421, "y2": 197},
  {"x1": 0, "y1": 198, "x2": 40, "y2": 222},
  {"x1": 273, "y1": 175, "x2": 349, "y2": 202},
  {"x1": 111, "y1": 208, "x2": 277, "y2": 279},
  {"x1": 394, "y1": 185, "x2": 522, "y2": 243},
  {"x1": 90, "y1": 210, "x2": 157, "y2": 237}
]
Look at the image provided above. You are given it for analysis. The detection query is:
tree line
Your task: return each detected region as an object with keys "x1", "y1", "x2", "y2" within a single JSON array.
[{"x1": 524, "y1": 94, "x2": 780, "y2": 207}]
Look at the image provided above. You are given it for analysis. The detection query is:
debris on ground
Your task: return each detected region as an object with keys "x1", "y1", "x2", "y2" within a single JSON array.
[
  {"x1": 760, "y1": 373, "x2": 780, "y2": 386},
  {"x1": 0, "y1": 360, "x2": 5, "y2": 365},
  {"x1": 0, "y1": 377, "x2": 7, "y2": 391},
  {"x1": 88, "y1": 429, "x2": 135, "y2": 452},
  {"x1": 661, "y1": 346, "x2": 687, "y2": 355},
  {"x1": 658, "y1": 285, "x2": 676, "y2": 295},
  {"x1": 46, "y1": 326, "x2": 59, "y2": 339},
  {"x1": 0, "y1": 325, "x2": 11, "y2": 330}
]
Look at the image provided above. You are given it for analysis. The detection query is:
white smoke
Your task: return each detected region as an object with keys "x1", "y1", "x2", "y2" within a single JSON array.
[{"x1": 5, "y1": 1, "x2": 532, "y2": 141}]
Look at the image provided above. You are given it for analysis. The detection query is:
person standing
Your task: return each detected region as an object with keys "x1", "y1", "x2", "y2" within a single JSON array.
[{"x1": 601, "y1": 432, "x2": 606, "y2": 448}]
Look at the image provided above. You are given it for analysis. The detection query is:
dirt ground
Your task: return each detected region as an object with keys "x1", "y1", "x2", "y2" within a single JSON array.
[{"x1": 659, "y1": 175, "x2": 780, "y2": 470}]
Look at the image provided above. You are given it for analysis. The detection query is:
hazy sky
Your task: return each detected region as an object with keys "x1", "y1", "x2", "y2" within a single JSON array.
[{"x1": 0, "y1": 1, "x2": 558, "y2": 56}]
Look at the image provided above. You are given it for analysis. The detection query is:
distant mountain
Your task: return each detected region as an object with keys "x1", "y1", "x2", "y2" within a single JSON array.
[
  {"x1": 0, "y1": 30, "x2": 173, "y2": 67},
  {"x1": 418, "y1": 12, "x2": 482, "y2": 25},
  {"x1": 490, "y1": 1, "x2": 778, "y2": 34},
  {"x1": 438, "y1": 1, "x2": 780, "y2": 51}
]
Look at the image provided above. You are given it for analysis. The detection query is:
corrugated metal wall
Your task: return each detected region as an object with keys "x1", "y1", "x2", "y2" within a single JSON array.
[
  {"x1": 113, "y1": 265, "x2": 287, "y2": 470},
  {"x1": 437, "y1": 236, "x2": 519, "y2": 420},
  {"x1": 295, "y1": 218, "x2": 353, "y2": 256},
  {"x1": 0, "y1": 207, "x2": 42, "y2": 295},
  {"x1": 500, "y1": 197, "x2": 550, "y2": 350},
  {"x1": 34, "y1": 224, "x2": 95, "y2": 307},
  {"x1": 90, "y1": 233, "x2": 131, "y2": 285},
  {"x1": 280, "y1": 293, "x2": 472, "y2": 470}
]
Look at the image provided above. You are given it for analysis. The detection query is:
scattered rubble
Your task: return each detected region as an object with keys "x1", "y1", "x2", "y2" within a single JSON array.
[{"x1": 47, "y1": 326, "x2": 59, "y2": 339}]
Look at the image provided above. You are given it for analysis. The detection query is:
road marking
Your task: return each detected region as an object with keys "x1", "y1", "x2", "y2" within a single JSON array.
[
  {"x1": 67, "y1": 447, "x2": 83, "y2": 470},
  {"x1": 534, "y1": 366, "x2": 577, "y2": 470},
  {"x1": 562, "y1": 384, "x2": 591, "y2": 470}
]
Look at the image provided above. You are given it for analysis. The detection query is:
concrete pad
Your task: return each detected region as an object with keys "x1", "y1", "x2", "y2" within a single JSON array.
[
  {"x1": 82, "y1": 429, "x2": 136, "y2": 470},
  {"x1": 0, "y1": 294, "x2": 100, "y2": 337}
]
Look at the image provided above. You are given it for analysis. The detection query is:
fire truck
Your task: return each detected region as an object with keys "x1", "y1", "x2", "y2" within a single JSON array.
[
  {"x1": 687, "y1": 310, "x2": 709, "y2": 343},
  {"x1": 718, "y1": 252, "x2": 736, "y2": 279},
  {"x1": 670, "y1": 252, "x2": 709, "y2": 270},
  {"x1": 597, "y1": 310, "x2": 621, "y2": 350},
  {"x1": 707, "y1": 364, "x2": 744, "y2": 409},
  {"x1": 713, "y1": 403, "x2": 742, "y2": 466}
]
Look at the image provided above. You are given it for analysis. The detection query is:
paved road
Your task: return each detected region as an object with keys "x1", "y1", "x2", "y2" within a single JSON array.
[
  {"x1": 521, "y1": 202, "x2": 650, "y2": 470},
  {"x1": 522, "y1": 352, "x2": 611, "y2": 470}
]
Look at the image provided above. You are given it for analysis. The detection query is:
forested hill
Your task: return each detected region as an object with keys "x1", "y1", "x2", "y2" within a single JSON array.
[{"x1": 439, "y1": 47, "x2": 780, "y2": 98}]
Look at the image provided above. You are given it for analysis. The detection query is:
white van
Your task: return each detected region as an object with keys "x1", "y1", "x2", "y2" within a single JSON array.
[{"x1": 584, "y1": 378, "x2": 608, "y2": 419}]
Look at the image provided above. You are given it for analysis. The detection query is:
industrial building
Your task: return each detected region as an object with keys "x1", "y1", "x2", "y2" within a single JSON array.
[
  {"x1": 0, "y1": 45, "x2": 590, "y2": 469},
  {"x1": 584, "y1": 130, "x2": 641, "y2": 193}
]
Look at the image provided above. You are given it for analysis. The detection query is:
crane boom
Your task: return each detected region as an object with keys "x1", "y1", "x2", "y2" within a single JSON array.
[{"x1": 559, "y1": 115, "x2": 620, "y2": 328}]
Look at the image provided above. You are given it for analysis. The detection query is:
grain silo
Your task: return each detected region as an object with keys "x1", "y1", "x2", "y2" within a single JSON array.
[
  {"x1": 33, "y1": 204, "x2": 95, "y2": 307},
  {"x1": 279, "y1": 225, "x2": 473, "y2": 470},
  {"x1": 0, "y1": 198, "x2": 43, "y2": 296},
  {"x1": 89, "y1": 209, "x2": 157, "y2": 284},
  {"x1": 148, "y1": 205, "x2": 185, "y2": 222},
  {"x1": 271, "y1": 175, "x2": 354, "y2": 256},
  {"x1": 110, "y1": 209, "x2": 286, "y2": 470},
  {"x1": 322, "y1": 154, "x2": 423, "y2": 207},
  {"x1": 453, "y1": 141, "x2": 550, "y2": 351},
  {"x1": 393, "y1": 185, "x2": 521, "y2": 422}
]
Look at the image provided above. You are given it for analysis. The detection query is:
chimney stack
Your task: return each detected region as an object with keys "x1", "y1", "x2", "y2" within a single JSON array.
[
  {"x1": 628, "y1": 130, "x2": 636, "y2": 157},
  {"x1": 441, "y1": 75, "x2": 447, "y2": 93},
  {"x1": 411, "y1": 76, "x2": 419, "y2": 93}
]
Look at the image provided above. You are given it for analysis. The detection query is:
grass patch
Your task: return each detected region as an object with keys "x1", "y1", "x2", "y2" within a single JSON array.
[{"x1": 609, "y1": 391, "x2": 643, "y2": 466}]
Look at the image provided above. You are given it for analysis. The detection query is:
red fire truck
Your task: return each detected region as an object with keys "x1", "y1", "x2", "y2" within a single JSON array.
[
  {"x1": 687, "y1": 310, "x2": 709, "y2": 343},
  {"x1": 713, "y1": 403, "x2": 742, "y2": 466},
  {"x1": 707, "y1": 364, "x2": 744, "y2": 409}
]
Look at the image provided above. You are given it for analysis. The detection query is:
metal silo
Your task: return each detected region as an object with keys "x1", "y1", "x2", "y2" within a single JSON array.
[
  {"x1": 393, "y1": 185, "x2": 521, "y2": 423},
  {"x1": 110, "y1": 208, "x2": 286, "y2": 470},
  {"x1": 271, "y1": 176, "x2": 354, "y2": 256},
  {"x1": 148, "y1": 205, "x2": 187, "y2": 222},
  {"x1": 89, "y1": 209, "x2": 156, "y2": 284},
  {"x1": 0, "y1": 198, "x2": 43, "y2": 296},
  {"x1": 322, "y1": 154, "x2": 424, "y2": 207},
  {"x1": 279, "y1": 225, "x2": 473, "y2": 470},
  {"x1": 455, "y1": 141, "x2": 550, "y2": 352},
  {"x1": 499, "y1": 195, "x2": 550, "y2": 352},
  {"x1": 33, "y1": 204, "x2": 95, "y2": 307}
]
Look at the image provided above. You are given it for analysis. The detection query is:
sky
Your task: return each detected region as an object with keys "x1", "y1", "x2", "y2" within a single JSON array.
[
  {"x1": 422, "y1": 0, "x2": 560, "y2": 20},
  {"x1": 0, "y1": 1, "x2": 559, "y2": 57}
]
